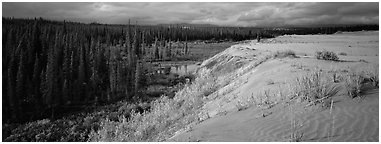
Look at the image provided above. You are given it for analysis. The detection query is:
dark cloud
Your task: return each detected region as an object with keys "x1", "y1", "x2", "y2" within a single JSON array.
[{"x1": 2, "y1": 2, "x2": 378, "y2": 27}]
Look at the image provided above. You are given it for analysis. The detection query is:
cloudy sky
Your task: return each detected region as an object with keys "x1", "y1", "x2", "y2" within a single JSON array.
[{"x1": 2, "y1": 2, "x2": 379, "y2": 27}]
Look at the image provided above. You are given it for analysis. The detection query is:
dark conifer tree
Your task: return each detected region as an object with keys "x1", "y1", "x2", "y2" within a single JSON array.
[
  {"x1": 7, "y1": 57, "x2": 17, "y2": 121},
  {"x1": 154, "y1": 38, "x2": 159, "y2": 60},
  {"x1": 15, "y1": 50, "x2": 25, "y2": 120}
]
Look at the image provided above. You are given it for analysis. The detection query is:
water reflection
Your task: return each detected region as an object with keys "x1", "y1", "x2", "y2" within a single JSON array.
[{"x1": 171, "y1": 64, "x2": 197, "y2": 76}]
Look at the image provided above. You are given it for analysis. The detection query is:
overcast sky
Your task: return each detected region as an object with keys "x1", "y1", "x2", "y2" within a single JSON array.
[{"x1": 2, "y1": 2, "x2": 379, "y2": 27}]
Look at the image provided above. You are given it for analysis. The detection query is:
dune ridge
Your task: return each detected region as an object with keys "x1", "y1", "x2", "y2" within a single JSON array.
[{"x1": 171, "y1": 31, "x2": 379, "y2": 142}]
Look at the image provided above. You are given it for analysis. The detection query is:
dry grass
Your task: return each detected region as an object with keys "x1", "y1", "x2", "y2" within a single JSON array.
[
  {"x1": 292, "y1": 70, "x2": 341, "y2": 106},
  {"x1": 363, "y1": 64, "x2": 379, "y2": 88},
  {"x1": 343, "y1": 64, "x2": 378, "y2": 98},
  {"x1": 236, "y1": 99, "x2": 249, "y2": 111},
  {"x1": 328, "y1": 98, "x2": 335, "y2": 141},
  {"x1": 240, "y1": 89, "x2": 278, "y2": 110},
  {"x1": 288, "y1": 103, "x2": 304, "y2": 142},
  {"x1": 289, "y1": 118, "x2": 304, "y2": 142},
  {"x1": 343, "y1": 72, "x2": 364, "y2": 98}
]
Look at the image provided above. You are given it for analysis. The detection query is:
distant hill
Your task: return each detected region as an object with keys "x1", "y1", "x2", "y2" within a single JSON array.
[{"x1": 156, "y1": 23, "x2": 219, "y2": 28}]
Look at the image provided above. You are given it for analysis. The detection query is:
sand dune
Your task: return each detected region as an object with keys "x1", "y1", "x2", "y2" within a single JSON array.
[{"x1": 171, "y1": 31, "x2": 379, "y2": 142}]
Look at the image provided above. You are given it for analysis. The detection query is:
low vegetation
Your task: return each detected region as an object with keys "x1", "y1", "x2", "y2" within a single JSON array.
[
  {"x1": 292, "y1": 70, "x2": 341, "y2": 106},
  {"x1": 344, "y1": 72, "x2": 364, "y2": 98},
  {"x1": 315, "y1": 50, "x2": 339, "y2": 61},
  {"x1": 88, "y1": 68, "x2": 218, "y2": 141},
  {"x1": 363, "y1": 65, "x2": 379, "y2": 88},
  {"x1": 338, "y1": 52, "x2": 347, "y2": 56},
  {"x1": 3, "y1": 101, "x2": 149, "y2": 142},
  {"x1": 273, "y1": 50, "x2": 297, "y2": 58},
  {"x1": 343, "y1": 65, "x2": 378, "y2": 98}
]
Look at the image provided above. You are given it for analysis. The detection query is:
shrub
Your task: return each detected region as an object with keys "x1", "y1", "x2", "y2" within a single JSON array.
[
  {"x1": 359, "y1": 59, "x2": 368, "y2": 63},
  {"x1": 338, "y1": 52, "x2": 347, "y2": 56},
  {"x1": 4, "y1": 100, "x2": 141, "y2": 142},
  {"x1": 4, "y1": 118, "x2": 94, "y2": 142},
  {"x1": 274, "y1": 50, "x2": 297, "y2": 58},
  {"x1": 315, "y1": 50, "x2": 339, "y2": 61}
]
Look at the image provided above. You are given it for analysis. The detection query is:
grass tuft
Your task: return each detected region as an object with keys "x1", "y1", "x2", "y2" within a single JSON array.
[
  {"x1": 293, "y1": 70, "x2": 341, "y2": 106},
  {"x1": 344, "y1": 71, "x2": 364, "y2": 98},
  {"x1": 363, "y1": 64, "x2": 379, "y2": 88}
]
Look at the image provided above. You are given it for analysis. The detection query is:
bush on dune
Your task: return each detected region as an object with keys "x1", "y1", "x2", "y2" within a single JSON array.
[{"x1": 315, "y1": 50, "x2": 339, "y2": 61}]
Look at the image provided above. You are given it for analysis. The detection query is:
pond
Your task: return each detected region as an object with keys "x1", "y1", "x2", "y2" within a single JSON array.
[
  {"x1": 170, "y1": 64, "x2": 198, "y2": 76},
  {"x1": 152, "y1": 61, "x2": 200, "y2": 76},
  {"x1": 146, "y1": 61, "x2": 200, "y2": 98}
]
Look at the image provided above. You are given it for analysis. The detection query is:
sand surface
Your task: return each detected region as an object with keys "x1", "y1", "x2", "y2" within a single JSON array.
[{"x1": 171, "y1": 31, "x2": 379, "y2": 142}]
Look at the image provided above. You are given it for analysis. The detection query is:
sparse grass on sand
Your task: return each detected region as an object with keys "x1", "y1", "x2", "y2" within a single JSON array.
[
  {"x1": 292, "y1": 70, "x2": 341, "y2": 107},
  {"x1": 286, "y1": 70, "x2": 342, "y2": 141},
  {"x1": 289, "y1": 105, "x2": 304, "y2": 142},
  {"x1": 343, "y1": 64, "x2": 379, "y2": 98},
  {"x1": 344, "y1": 72, "x2": 364, "y2": 98},
  {"x1": 363, "y1": 64, "x2": 379, "y2": 88}
]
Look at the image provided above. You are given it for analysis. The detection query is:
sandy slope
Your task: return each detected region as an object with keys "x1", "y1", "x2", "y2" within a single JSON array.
[
  {"x1": 173, "y1": 89, "x2": 378, "y2": 142},
  {"x1": 171, "y1": 31, "x2": 379, "y2": 142}
]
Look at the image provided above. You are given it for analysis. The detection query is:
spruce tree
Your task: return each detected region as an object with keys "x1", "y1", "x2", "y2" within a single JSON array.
[
  {"x1": 134, "y1": 60, "x2": 140, "y2": 100},
  {"x1": 78, "y1": 44, "x2": 86, "y2": 101},
  {"x1": 32, "y1": 54, "x2": 42, "y2": 113},
  {"x1": 7, "y1": 58, "x2": 17, "y2": 121},
  {"x1": 15, "y1": 50, "x2": 25, "y2": 120},
  {"x1": 168, "y1": 39, "x2": 172, "y2": 59},
  {"x1": 44, "y1": 44, "x2": 54, "y2": 111},
  {"x1": 154, "y1": 38, "x2": 159, "y2": 60}
]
